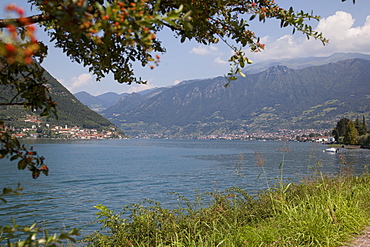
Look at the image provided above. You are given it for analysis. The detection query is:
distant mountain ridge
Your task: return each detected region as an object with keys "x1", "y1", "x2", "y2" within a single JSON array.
[
  {"x1": 101, "y1": 58, "x2": 370, "y2": 138},
  {"x1": 74, "y1": 91, "x2": 128, "y2": 112},
  {"x1": 74, "y1": 53, "x2": 370, "y2": 112},
  {"x1": 244, "y1": 52, "x2": 370, "y2": 74},
  {"x1": 74, "y1": 88, "x2": 166, "y2": 112}
]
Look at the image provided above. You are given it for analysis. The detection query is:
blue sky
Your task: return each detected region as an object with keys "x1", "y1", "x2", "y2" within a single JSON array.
[{"x1": 2, "y1": 1, "x2": 370, "y2": 95}]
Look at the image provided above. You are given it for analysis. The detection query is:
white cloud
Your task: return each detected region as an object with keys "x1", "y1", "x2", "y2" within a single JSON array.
[
  {"x1": 317, "y1": 11, "x2": 370, "y2": 52},
  {"x1": 247, "y1": 11, "x2": 370, "y2": 62},
  {"x1": 214, "y1": 57, "x2": 228, "y2": 65},
  {"x1": 71, "y1": 73, "x2": 93, "y2": 88},
  {"x1": 59, "y1": 73, "x2": 94, "y2": 93},
  {"x1": 189, "y1": 45, "x2": 231, "y2": 66},
  {"x1": 173, "y1": 80, "x2": 181, "y2": 85},
  {"x1": 190, "y1": 45, "x2": 220, "y2": 56}
]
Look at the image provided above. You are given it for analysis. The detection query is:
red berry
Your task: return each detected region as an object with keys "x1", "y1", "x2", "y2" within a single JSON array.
[
  {"x1": 16, "y1": 8, "x2": 24, "y2": 16},
  {"x1": 25, "y1": 57, "x2": 33, "y2": 64},
  {"x1": 6, "y1": 4, "x2": 16, "y2": 11},
  {"x1": 5, "y1": 43, "x2": 16, "y2": 53}
]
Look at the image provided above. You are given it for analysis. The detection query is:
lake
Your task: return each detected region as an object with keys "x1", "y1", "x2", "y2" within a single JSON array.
[{"x1": 1, "y1": 139, "x2": 369, "y2": 236}]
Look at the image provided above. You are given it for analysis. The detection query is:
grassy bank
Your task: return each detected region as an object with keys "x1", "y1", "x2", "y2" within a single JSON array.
[{"x1": 84, "y1": 171, "x2": 370, "y2": 247}]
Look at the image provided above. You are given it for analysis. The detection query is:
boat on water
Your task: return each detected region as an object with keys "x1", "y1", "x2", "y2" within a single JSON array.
[{"x1": 324, "y1": 147, "x2": 339, "y2": 153}]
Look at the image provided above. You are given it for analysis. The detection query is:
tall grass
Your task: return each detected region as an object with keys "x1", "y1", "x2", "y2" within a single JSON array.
[{"x1": 84, "y1": 154, "x2": 370, "y2": 247}]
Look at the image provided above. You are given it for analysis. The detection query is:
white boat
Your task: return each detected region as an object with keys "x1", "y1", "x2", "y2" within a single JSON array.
[{"x1": 324, "y1": 147, "x2": 339, "y2": 153}]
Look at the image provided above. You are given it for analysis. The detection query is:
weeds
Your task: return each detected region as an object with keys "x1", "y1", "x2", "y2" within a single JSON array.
[{"x1": 255, "y1": 150, "x2": 270, "y2": 190}]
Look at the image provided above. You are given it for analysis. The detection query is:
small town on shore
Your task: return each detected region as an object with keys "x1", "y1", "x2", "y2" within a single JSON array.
[
  {"x1": 136, "y1": 128, "x2": 335, "y2": 142},
  {"x1": 9, "y1": 124, "x2": 124, "y2": 139},
  {"x1": 2, "y1": 114, "x2": 342, "y2": 142},
  {"x1": 7, "y1": 121, "x2": 334, "y2": 142},
  {"x1": 194, "y1": 128, "x2": 335, "y2": 142}
]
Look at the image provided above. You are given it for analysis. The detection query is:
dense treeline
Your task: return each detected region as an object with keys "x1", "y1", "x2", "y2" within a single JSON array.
[{"x1": 332, "y1": 116, "x2": 369, "y2": 145}]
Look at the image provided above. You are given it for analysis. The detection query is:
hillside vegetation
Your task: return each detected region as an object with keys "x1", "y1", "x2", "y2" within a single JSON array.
[{"x1": 0, "y1": 67, "x2": 118, "y2": 131}]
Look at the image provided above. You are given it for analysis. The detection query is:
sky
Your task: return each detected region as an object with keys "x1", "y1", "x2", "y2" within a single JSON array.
[{"x1": 2, "y1": 0, "x2": 370, "y2": 96}]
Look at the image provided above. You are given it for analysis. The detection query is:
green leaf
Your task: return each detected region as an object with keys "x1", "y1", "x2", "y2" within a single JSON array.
[
  {"x1": 18, "y1": 159, "x2": 27, "y2": 170},
  {"x1": 94, "y1": 204, "x2": 106, "y2": 211},
  {"x1": 106, "y1": 1, "x2": 111, "y2": 14},
  {"x1": 10, "y1": 154, "x2": 20, "y2": 161},
  {"x1": 94, "y1": 2, "x2": 104, "y2": 13}
]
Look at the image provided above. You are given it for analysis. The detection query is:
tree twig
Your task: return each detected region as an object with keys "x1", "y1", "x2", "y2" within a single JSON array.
[{"x1": 0, "y1": 14, "x2": 51, "y2": 28}]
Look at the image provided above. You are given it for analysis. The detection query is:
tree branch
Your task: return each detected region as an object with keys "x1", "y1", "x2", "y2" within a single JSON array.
[
  {"x1": 161, "y1": 21, "x2": 181, "y2": 31},
  {"x1": 0, "y1": 14, "x2": 51, "y2": 28}
]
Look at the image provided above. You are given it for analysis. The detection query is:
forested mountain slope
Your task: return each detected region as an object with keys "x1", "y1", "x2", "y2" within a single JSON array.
[{"x1": 0, "y1": 68, "x2": 118, "y2": 130}]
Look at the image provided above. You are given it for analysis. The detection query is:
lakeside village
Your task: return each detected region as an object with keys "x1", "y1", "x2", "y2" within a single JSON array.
[
  {"x1": 12, "y1": 124, "x2": 124, "y2": 139},
  {"x1": 5, "y1": 115, "x2": 125, "y2": 139},
  {"x1": 141, "y1": 129, "x2": 335, "y2": 142},
  {"x1": 12, "y1": 123, "x2": 334, "y2": 142},
  {"x1": 8, "y1": 115, "x2": 335, "y2": 142}
]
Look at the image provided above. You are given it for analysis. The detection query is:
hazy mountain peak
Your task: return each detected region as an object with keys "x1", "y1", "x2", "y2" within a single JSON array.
[
  {"x1": 75, "y1": 91, "x2": 92, "y2": 96},
  {"x1": 244, "y1": 52, "x2": 370, "y2": 74}
]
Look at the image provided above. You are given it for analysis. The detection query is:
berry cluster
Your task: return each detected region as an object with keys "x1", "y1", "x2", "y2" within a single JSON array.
[{"x1": 0, "y1": 4, "x2": 39, "y2": 65}]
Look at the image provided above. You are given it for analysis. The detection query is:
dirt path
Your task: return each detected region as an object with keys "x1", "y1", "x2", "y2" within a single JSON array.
[{"x1": 344, "y1": 227, "x2": 370, "y2": 247}]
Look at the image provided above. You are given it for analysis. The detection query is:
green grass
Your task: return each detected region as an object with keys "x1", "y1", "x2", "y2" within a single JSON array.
[{"x1": 83, "y1": 172, "x2": 370, "y2": 247}]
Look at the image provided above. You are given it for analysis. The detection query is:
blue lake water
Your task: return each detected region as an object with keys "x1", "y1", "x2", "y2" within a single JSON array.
[{"x1": 1, "y1": 139, "x2": 369, "y2": 236}]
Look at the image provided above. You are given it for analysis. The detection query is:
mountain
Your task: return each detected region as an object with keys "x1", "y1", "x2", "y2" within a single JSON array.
[
  {"x1": 74, "y1": 91, "x2": 105, "y2": 112},
  {"x1": 75, "y1": 53, "x2": 370, "y2": 113},
  {"x1": 244, "y1": 52, "x2": 370, "y2": 74},
  {"x1": 102, "y1": 87, "x2": 168, "y2": 116},
  {"x1": 0, "y1": 67, "x2": 120, "y2": 131},
  {"x1": 73, "y1": 88, "x2": 166, "y2": 112},
  {"x1": 96, "y1": 92, "x2": 127, "y2": 108},
  {"x1": 74, "y1": 91, "x2": 128, "y2": 112},
  {"x1": 102, "y1": 58, "x2": 370, "y2": 138},
  {"x1": 104, "y1": 93, "x2": 146, "y2": 115}
]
